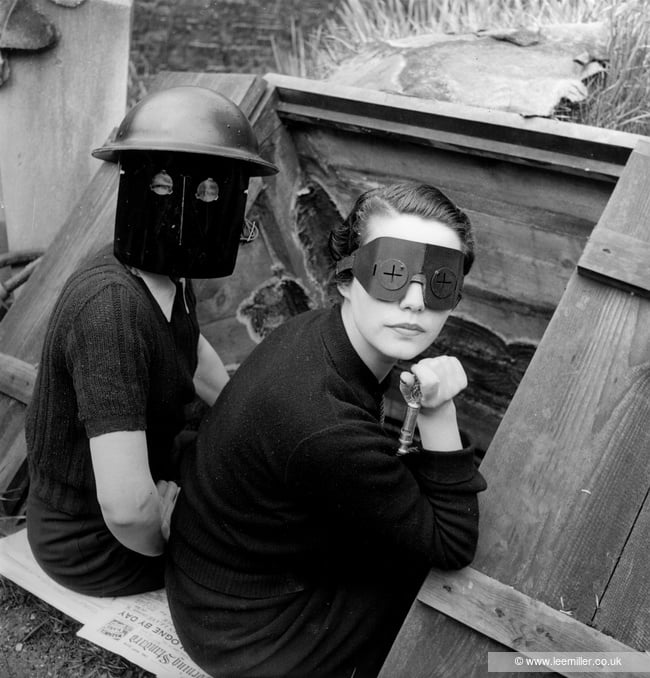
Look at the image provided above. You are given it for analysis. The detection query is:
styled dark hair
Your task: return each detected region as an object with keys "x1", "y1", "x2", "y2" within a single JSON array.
[{"x1": 329, "y1": 182, "x2": 474, "y2": 284}]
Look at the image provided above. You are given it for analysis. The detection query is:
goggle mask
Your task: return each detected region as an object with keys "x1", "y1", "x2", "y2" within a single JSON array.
[{"x1": 336, "y1": 236, "x2": 464, "y2": 311}]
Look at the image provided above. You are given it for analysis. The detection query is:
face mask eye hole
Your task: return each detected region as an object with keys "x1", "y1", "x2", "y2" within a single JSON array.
[
  {"x1": 375, "y1": 258, "x2": 408, "y2": 291},
  {"x1": 150, "y1": 170, "x2": 173, "y2": 196},
  {"x1": 430, "y1": 267, "x2": 457, "y2": 299},
  {"x1": 195, "y1": 178, "x2": 220, "y2": 203}
]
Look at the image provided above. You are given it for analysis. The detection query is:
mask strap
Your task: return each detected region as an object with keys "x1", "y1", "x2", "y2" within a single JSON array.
[{"x1": 335, "y1": 254, "x2": 355, "y2": 276}]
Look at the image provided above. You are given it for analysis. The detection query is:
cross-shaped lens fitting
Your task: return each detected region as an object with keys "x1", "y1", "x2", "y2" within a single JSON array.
[
  {"x1": 374, "y1": 258, "x2": 408, "y2": 290},
  {"x1": 430, "y1": 267, "x2": 457, "y2": 299}
]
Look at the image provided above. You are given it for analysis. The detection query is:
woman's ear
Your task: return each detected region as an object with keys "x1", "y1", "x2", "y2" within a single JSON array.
[{"x1": 337, "y1": 280, "x2": 352, "y2": 301}]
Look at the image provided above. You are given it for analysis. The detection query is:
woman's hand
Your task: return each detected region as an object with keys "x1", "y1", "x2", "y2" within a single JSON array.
[
  {"x1": 402, "y1": 356, "x2": 467, "y2": 411},
  {"x1": 157, "y1": 480, "x2": 181, "y2": 542},
  {"x1": 401, "y1": 357, "x2": 466, "y2": 451}
]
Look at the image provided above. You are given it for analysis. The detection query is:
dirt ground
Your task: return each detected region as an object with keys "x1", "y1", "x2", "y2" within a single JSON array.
[{"x1": 0, "y1": 575, "x2": 152, "y2": 678}]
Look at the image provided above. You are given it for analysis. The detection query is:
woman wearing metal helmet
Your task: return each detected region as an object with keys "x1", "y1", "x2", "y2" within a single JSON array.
[{"x1": 24, "y1": 86, "x2": 278, "y2": 596}]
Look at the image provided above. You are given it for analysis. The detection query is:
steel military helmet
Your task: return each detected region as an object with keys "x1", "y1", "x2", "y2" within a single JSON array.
[
  {"x1": 92, "y1": 85, "x2": 278, "y2": 175},
  {"x1": 92, "y1": 86, "x2": 279, "y2": 278}
]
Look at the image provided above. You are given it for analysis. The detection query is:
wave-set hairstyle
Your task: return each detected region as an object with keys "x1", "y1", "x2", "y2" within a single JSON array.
[{"x1": 329, "y1": 182, "x2": 474, "y2": 285}]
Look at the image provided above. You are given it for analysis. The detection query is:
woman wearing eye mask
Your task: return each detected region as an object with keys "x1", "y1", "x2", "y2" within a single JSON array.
[
  {"x1": 166, "y1": 182, "x2": 487, "y2": 678},
  {"x1": 24, "y1": 86, "x2": 277, "y2": 597}
]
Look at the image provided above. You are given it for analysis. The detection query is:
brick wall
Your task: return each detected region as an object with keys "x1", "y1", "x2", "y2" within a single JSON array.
[{"x1": 130, "y1": 0, "x2": 341, "y2": 97}]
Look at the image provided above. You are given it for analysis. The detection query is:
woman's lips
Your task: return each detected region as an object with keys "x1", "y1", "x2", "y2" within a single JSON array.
[{"x1": 387, "y1": 323, "x2": 425, "y2": 335}]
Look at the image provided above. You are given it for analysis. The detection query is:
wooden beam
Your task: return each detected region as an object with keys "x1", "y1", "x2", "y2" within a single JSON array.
[
  {"x1": 265, "y1": 74, "x2": 640, "y2": 180},
  {"x1": 417, "y1": 568, "x2": 650, "y2": 677},
  {"x1": 578, "y1": 231, "x2": 650, "y2": 300},
  {"x1": 0, "y1": 354, "x2": 37, "y2": 406}
]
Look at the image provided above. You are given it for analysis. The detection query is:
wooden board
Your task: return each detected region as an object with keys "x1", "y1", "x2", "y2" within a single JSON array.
[
  {"x1": 0, "y1": 0, "x2": 132, "y2": 252},
  {"x1": 578, "y1": 227, "x2": 650, "y2": 298},
  {"x1": 0, "y1": 72, "x2": 276, "y2": 514},
  {"x1": 417, "y1": 567, "x2": 650, "y2": 676},
  {"x1": 379, "y1": 139, "x2": 650, "y2": 676},
  {"x1": 265, "y1": 74, "x2": 641, "y2": 180}
]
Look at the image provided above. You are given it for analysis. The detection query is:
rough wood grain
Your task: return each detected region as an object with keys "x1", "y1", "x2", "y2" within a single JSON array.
[
  {"x1": 417, "y1": 567, "x2": 650, "y2": 676},
  {"x1": 578, "y1": 227, "x2": 650, "y2": 298},
  {"x1": 266, "y1": 74, "x2": 641, "y2": 179},
  {"x1": 0, "y1": 354, "x2": 37, "y2": 405},
  {"x1": 592, "y1": 486, "x2": 650, "y2": 648},
  {"x1": 380, "y1": 142, "x2": 650, "y2": 677}
]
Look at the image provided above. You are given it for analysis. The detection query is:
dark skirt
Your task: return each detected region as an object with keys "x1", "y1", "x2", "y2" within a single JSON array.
[
  {"x1": 166, "y1": 562, "x2": 420, "y2": 678},
  {"x1": 26, "y1": 490, "x2": 165, "y2": 597}
]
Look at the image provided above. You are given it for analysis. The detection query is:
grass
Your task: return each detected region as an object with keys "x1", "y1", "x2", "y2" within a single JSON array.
[{"x1": 272, "y1": 0, "x2": 650, "y2": 135}]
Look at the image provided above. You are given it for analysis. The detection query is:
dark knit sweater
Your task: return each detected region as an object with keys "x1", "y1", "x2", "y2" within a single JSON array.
[
  {"x1": 169, "y1": 306, "x2": 486, "y2": 599},
  {"x1": 25, "y1": 246, "x2": 199, "y2": 515}
]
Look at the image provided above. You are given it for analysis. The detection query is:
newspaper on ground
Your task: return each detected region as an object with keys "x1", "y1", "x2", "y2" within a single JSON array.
[
  {"x1": 77, "y1": 588, "x2": 210, "y2": 678},
  {"x1": 0, "y1": 528, "x2": 209, "y2": 678}
]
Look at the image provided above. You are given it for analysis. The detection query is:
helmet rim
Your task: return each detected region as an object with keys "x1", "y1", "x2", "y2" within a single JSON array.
[
  {"x1": 92, "y1": 140, "x2": 278, "y2": 176},
  {"x1": 91, "y1": 85, "x2": 279, "y2": 177}
]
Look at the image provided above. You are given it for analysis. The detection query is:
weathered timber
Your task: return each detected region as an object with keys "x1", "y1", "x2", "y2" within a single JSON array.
[
  {"x1": 592, "y1": 486, "x2": 650, "y2": 648},
  {"x1": 0, "y1": 257, "x2": 43, "y2": 303},
  {"x1": 264, "y1": 74, "x2": 640, "y2": 180},
  {"x1": 0, "y1": 250, "x2": 44, "y2": 269},
  {"x1": 0, "y1": 354, "x2": 37, "y2": 405},
  {"x1": 578, "y1": 227, "x2": 650, "y2": 298},
  {"x1": 0, "y1": 0, "x2": 132, "y2": 252},
  {"x1": 0, "y1": 72, "x2": 276, "y2": 515},
  {"x1": 416, "y1": 567, "x2": 650, "y2": 676},
  {"x1": 379, "y1": 139, "x2": 650, "y2": 677}
]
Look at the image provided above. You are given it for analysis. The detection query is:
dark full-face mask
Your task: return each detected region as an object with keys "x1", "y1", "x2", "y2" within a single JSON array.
[
  {"x1": 335, "y1": 236, "x2": 465, "y2": 310},
  {"x1": 114, "y1": 151, "x2": 249, "y2": 278}
]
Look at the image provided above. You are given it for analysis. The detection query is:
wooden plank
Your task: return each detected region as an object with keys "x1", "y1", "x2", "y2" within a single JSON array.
[
  {"x1": 252, "y1": 85, "x2": 319, "y2": 300},
  {"x1": 290, "y1": 126, "x2": 610, "y2": 229},
  {"x1": 578, "y1": 227, "x2": 650, "y2": 298},
  {"x1": 380, "y1": 142, "x2": 650, "y2": 676},
  {"x1": 416, "y1": 568, "x2": 650, "y2": 676},
  {"x1": 592, "y1": 492, "x2": 650, "y2": 648},
  {"x1": 0, "y1": 0, "x2": 132, "y2": 252},
  {"x1": 265, "y1": 74, "x2": 641, "y2": 180},
  {"x1": 0, "y1": 72, "x2": 272, "y2": 515},
  {"x1": 0, "y1": 354, "x2": 37, "y2": 405}
]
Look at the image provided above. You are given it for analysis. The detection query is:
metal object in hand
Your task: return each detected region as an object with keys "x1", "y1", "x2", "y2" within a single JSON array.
[{"x1": 397, "y1": 377, "x2": 422, "y2": 456}]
